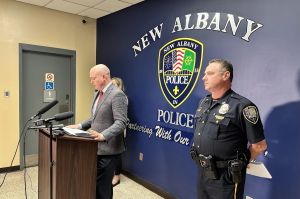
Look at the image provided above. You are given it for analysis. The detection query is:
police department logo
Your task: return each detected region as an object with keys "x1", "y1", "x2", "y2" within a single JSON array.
[
  {"x1": 243, "y1": 106, "x2": 259, "y2": 124},
  {"x1": 158, "y1": 38, "x2": 204, "y2": 108}
]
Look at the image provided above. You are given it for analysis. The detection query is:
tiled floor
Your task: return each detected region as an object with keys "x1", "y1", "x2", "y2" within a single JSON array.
[{"x1": 0, "y1": 167, "x2": 163, "y2": 199}]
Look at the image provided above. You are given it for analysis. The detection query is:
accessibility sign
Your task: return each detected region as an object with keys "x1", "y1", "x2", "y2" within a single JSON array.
[{"x1": 45, "y1": 81, "x2": 54, "y2": 90}]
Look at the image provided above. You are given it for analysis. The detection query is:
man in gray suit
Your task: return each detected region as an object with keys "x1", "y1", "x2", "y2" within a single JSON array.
[{"x1": 68, "y1": 64, "x2": 128, "y2": 199}]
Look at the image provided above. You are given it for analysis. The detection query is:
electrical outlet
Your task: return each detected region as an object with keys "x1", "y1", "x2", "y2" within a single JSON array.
[
  {"x1": 139, "y1": 152, "x2": 143, "y2": 161},
  {"x1": 4, "y1": 90, "x2": 9, "y2": 97}
]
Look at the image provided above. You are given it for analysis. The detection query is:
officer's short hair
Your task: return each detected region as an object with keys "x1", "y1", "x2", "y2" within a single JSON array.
[{"x1": 209, "y1": 59, "x2": 233, "y2": 82}]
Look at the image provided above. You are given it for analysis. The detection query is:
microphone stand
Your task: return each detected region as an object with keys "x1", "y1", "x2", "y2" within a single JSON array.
[{"x1": 45, "y1": 121, "x2": 54, "y2": 199}]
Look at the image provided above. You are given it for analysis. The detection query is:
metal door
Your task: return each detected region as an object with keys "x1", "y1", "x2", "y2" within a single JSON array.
[{"x1": 20, "y1": 44, "x2": 76, "y2": 167}]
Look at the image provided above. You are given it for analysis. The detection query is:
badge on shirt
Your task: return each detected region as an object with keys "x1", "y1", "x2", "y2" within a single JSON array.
[
  {"x1": 219, "y1": 103, "x2": 229, "y2": 114},
  {"x1": 243, "y1": 106, "x2": 259, "y2": 124}
]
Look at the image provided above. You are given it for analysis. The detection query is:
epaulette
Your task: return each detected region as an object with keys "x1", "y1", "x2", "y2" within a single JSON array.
[
  {"x1": 231, "y1": 92, "x2": 252, "y2": 106},
  {"x1": 230, "y1": 92, "x2": 243, "y2": 100},
  {"x1": 198, "y1": 95, "x2": 210, "y2": 107}
]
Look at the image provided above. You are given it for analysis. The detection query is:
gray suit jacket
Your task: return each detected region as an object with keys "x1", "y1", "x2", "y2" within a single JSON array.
[{"x1": 81, "y1": 83, "x2": 128, "y2": 155}]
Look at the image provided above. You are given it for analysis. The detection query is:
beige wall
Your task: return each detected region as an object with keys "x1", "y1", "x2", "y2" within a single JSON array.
[{"x1": 0, "y1": 0, "x2": 96, "y2": 167}]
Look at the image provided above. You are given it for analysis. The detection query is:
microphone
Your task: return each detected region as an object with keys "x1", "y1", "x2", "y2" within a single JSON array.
[
  {"x1": 33, "y1": 111, "x2": 73, "y2": 125},
  {"x1": 30, "y1": 100, "x2": 59, "y2": 120},
  {"x1": 50, "y1": 111, "x2": 74, "y2": 122}
]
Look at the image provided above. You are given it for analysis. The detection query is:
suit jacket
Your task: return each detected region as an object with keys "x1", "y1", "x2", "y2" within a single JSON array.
[{"x1": 81, "y1": 83, "x2": 128, "y2": 155}]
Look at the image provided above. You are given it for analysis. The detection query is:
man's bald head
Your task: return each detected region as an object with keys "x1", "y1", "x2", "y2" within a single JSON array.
[
  {"x1": 89, "y1": 64, "x2": 111, "y2": 91},
  {"x1": 90, "y1": 64, "x2": 111, "y2": 78}
]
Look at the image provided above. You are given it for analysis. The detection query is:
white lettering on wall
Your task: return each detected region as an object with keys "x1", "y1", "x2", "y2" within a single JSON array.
[
  {"x1": 128, "y1": 123, "x2": 153, "y2": 138},
  {"x1": 174, "y1": 131, "x2": 190, "y2": 146},
  {"x1": 157, "y1": 109, "x2": 194, "y2": 128},
  {"x1": 172, "y1": 12, "x2": 263, "y2": 42},
  {"x1": 154, "y1": 126, "x2": 191, "y2": 146},
  {"x1": 132, "y1": 12, "x2": 263, "y2": 56},
  {"x1": 155, "y1": 125, "x2": 172, "y2": 140},
  {"x1": 132, "y1": 23, "x2": 163, "y2": 57}
]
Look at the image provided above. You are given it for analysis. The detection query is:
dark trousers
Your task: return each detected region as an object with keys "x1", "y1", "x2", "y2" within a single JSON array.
[
  {"x1": 197, "y1": 167, "x2": 246, "y2": 199},
  {"x1": 114, "y1": 155, "x2": 122, "y2": 175},
  {"x1": 96, "y1": 155, "x2": 119, "y2": 199}
]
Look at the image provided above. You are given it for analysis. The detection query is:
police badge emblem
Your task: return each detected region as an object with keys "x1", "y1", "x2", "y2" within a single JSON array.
[
  {"x1": 243, "y1": 106, "x2": 259, "y2": 124},
  {"x1": 219, "y1": 103, "x2": 229, "y2": 114},
  {"x1": 158, "y1": 38, "x2": 203, "y2": 108}
]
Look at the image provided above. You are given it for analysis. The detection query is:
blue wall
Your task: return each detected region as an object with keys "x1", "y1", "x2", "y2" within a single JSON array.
[{"x1": 96, "y1": 0, "x2": 300, "y2": 198}]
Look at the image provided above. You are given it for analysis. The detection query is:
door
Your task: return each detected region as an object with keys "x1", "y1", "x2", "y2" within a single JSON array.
[{"x1": 20, "y1": 44, "x2": 76, "y2": 167}]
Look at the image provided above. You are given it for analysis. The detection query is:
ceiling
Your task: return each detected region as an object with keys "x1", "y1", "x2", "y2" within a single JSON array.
[{"x1": 16, "y1": 0, "x2": 144, "y2": 19}]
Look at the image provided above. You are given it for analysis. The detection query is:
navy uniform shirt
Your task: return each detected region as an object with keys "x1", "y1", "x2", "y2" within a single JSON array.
[{"x1": 193, "y1": 89, "x2": 265, "y2": 160}]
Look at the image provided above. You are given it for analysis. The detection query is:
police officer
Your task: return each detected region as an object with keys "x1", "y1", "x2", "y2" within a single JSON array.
[{"x1": 191, "y1": 59, "x2": 267, "y2": 199}]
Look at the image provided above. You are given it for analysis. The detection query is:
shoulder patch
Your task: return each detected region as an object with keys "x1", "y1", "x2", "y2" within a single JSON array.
[{"x1": 243, "y1": 106, "x2": 259, "y2": 124}]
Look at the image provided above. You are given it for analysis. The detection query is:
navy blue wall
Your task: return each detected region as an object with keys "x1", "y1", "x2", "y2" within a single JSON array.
[{"x1": 96, "y1": 0, "x2": 300, "y2": 198}]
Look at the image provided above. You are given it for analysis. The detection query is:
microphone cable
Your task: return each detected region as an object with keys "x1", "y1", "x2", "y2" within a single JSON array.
[
  {"x1": 22, "y1": 123, "x2": 40, "y2": 198},
  {"x1": 0, "y1": 118, "x2": 31, "y2": 191},
  {"x1": 23, "y1": 127, "x2": 28, "y2": 199}
]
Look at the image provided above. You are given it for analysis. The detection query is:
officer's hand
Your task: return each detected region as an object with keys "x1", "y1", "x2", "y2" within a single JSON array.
[{"x1": 247, "y1": 159, "x2": 256, "y2": 168}]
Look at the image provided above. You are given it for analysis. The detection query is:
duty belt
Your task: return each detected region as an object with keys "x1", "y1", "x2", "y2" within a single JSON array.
[
  {"x1": 190, "y1": 147, "x2": 242, "y2": 169},
  {"x1": 198, "y1": 156, "x2": 228, "y2": 168}
]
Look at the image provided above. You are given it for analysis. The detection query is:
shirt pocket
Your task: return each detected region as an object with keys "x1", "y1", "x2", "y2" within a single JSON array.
[
  {"x1": 217, "y1": 117, "x2": 240, "y2": 140},
  {"x1": 206, "y1": 117, "x2": 231, "y2": 139},
  {"x1": 194, "y1": 110, "x2": 203, "y2": 120},
  {"x1": 194, "y1": 110, "x2": 203, "y2": 126},
  {"x1": 206, "y1": 117, "x2": 220, "y2": 139},
  {"x1": 218, "y1": 117, "x2": 231, "y2": 131}
]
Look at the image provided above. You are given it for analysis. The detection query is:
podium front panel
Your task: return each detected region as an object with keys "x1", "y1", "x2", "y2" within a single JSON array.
[{"x1": 38, "y1": 129, "x2": 97, "y2": 199}]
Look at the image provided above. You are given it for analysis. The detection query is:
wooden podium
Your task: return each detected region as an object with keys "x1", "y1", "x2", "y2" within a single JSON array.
[{"x1": 38, "y1": 129, "x2": 98, "y2": 199}]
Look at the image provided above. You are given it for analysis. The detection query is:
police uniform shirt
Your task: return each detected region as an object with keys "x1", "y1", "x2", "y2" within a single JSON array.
[{"x1": 193, "y1": 89, "x2": 265, "y2": 160}]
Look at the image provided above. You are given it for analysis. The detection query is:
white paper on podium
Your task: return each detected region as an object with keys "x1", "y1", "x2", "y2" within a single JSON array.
[
  {"x1": 62, "y1": 127, "x2": 92, "y2": 138},
  {"x1": 246, "y1": 162, "x2": 272, "y2": 179}
]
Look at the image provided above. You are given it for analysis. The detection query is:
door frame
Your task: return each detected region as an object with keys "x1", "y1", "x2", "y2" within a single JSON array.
[{"x1": 19, "y1": 43, "x2": 76, "y2": 168}]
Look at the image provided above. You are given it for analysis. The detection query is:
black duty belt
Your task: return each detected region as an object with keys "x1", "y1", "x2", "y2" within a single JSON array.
[
  {"x1": 190, "y1": 147, "x2": 247, "y2": 169},
  {"x1": 197, "y1": 154, "x2": 229, "y2": 169}
]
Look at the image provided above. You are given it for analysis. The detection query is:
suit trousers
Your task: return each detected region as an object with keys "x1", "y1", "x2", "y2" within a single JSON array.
[
  {"x1": 114, "y1": 155, "x2": 122, "y2": 175},
  {"x1": 96, "y1": 155, "x2": 120, "y2": 199},
  {"x1": 197, "y1": 167, "x2": 246, "y2": 199}
]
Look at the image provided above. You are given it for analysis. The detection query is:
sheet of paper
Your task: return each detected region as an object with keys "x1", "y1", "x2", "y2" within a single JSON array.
[
  {"x1": 62, "y1": 127, "x2": 91, "y2": 137},
  {"x1": 246, "y1": 162, "x2": 272, "y2": 179}
]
